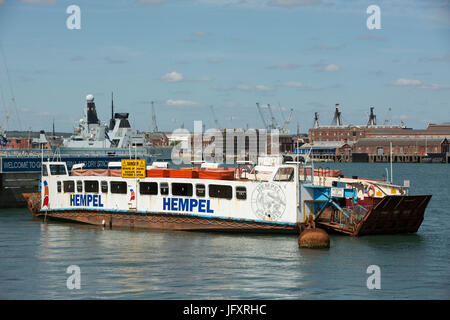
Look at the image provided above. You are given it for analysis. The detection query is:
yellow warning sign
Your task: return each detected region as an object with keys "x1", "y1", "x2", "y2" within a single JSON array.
[{"x1": 121, "y1": 159, "x2": 146, "y2": 178}]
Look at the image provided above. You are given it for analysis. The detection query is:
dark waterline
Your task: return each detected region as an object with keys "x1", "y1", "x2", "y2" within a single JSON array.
[{"x1": 0, "y1": 163, "x2": 449, "y2": 299}]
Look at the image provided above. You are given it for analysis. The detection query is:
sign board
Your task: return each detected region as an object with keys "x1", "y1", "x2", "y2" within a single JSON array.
[
  {"x1": 0, "y1": 156, "x2": 127, "y2": 173},
  {"x1": 330, "y1": 187, "x2": 344, "y2": 198},
  {"x1": 121, "y1": 159, "x2": 146, "y2": 178}
]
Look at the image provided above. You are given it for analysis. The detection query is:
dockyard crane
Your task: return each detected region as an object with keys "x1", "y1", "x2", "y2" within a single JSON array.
[
  {"x1": 281, "y1": 108, "x2": 293, "y2": 134},
  {"x1": 278, "y1": 103, "x2": 285, "y2": 122},
  {"x1": 209, "y1": 105, "x2": 221, "y2": 129},
  {"x1": 151, "y1": 101, "x2": 159, "y2": 133},
  {"x1": 256, "y1": 103, "x2": 269, "y2": 130},
  {"x1": 267, "y1": 104, "x2": 279, "y2": 130},
  {"x1": 384, "y1": 107, "x2": 392, "y2": 125}
]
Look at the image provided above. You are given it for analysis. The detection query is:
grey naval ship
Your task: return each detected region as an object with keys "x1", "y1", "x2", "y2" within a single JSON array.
[{"x1": 0, "y1": 94, "x2": 172, "y2": 208}]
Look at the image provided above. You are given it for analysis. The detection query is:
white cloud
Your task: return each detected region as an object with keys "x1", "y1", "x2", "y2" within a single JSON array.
[
  {"x1": 254, "y1": 85, "x2": 272, "y2": 91},
  {"x1": 193, "y1": 76, "x2": 213, "y2": 82},
  {"x1": 17, "y1": 0, "x2": 57, "y2": 4},
  {"x1": 389, "y1": 78, "x2": 449, "y2": 90},
  {"x1": 268, "y1": 63, "x2": 301, "y2": 70},
  {"x1": 194, "y1": 31, "x2": 210, "y2": 37},
  {"x1": 268, "y1": 0, "x2": 321, "y2": 8},
  {"x1": 390, "y1": 78, "x2": 422, "y2": 86},
  {"x1": 237, "y1": 84, "x2": 272, "y2": 91},
  {"x1": 279, "y1": 81, "x2": 304, "y2": 88},
  {"x1": 161, "y1": 71, "x2": 184, "y2": 82},
  {"x1": 323, "y1": 64, "x2": 340, "y2": 72},
  {"x1": 166, "y1": 99, "x2": 198, "y2": 106},
  {"x1": 208, "y1": 57, "x2": 224, "y2": 64},
  {"x1": 358, "y1": 34, "x2": 387, "y2": 42},
  {"x1": 418, "y1": 83, "x2": 449, "y2": 90},
  {"x1": 418, "y1": 54, "x2": 450, "y2": 63},
  {"x1": 137, "y1": 0, "x2": 164, "y2": 5}
]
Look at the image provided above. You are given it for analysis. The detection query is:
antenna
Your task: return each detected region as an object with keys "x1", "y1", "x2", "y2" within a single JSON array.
[
  {"x1": 0, "y1": 42, "x2": 22, "y2": 131},
  {"x1": 111, "y1": 92, "x2": 114, "y2": 119},
  {"x1": 109, "y1": 92, "x2": 115, "y2": 130},
  {"x1": 151, "y1": 101, "x2": 159, "y2": 133},
  {"x1": 52, "y1": 118, "x2": 55, "y2": 140}
]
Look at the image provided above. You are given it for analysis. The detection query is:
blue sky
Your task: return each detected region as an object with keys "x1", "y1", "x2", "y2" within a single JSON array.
[{"x1": 0, "y1": 0, "x2": 449, "y2": 133}]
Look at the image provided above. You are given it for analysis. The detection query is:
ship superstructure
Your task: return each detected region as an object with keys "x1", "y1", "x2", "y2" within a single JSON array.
[{"x1": 63, "y1": 94, "x2": 146, "y2": 149}]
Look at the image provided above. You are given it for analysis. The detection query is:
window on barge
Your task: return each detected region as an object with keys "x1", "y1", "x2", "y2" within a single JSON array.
[
  {"x1": 76, "y1": 181, "x2": 83, "y2": 193},
  {"x1": 160, "y1": 183, "x2": 169, "y2": 195},
  {"x1": 196, "y1": 184, "x2": 205, "y2": 197},
  {"x1": 101, "y1": 181, "x2": 108, "y2": 193},
  {"x1": 172, "y1": 183, "x2": 193, "y2": 197},
  {"x1": 63, "y1": 181, "x2": 75, "y2": 193},
  {"x1": 50, "y1": 164, "x2": 67, "y2": 176},
  {"x1": 209, "y1": 185, "x2": 232, "y2": 200},
  {"x1": 140, "y1": 182, "x2": 158, "y2": 195},
  {"x1": 236, "y1": 186, "x2": 247, "y2": 200},
  {"x1": 57, "y1": 181, "x2": 61, "y2": 193},
  {"x1": 273, "y1": 167, "x2": 294, "y2": 182},
  {"x1": 110, "y1": 181, "x2": 127, "y2": 194},
  {"x1": 84, "y1": 180, "x2": 99, "y2": 193}
]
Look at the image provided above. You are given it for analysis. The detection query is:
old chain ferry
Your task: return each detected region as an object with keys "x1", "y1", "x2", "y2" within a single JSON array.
[{"x1": 23, "y1": 157, "x2": 432, "y2": 236}]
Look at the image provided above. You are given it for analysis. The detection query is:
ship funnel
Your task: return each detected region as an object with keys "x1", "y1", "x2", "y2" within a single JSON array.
[
  {"x1": 367, "y1": 106, "x2": 377, "y2": 126},
  {"x1": 332, "y1": 103, "x2": 342, "y2": 127},
  {"x1": 314, "y1": 112, "x2": 319, "y2": 128}
]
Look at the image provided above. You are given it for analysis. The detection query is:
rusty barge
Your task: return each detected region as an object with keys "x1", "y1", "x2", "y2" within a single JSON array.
[{"x1": 23, "y1": 157, "x2": 431, "y2": 236}]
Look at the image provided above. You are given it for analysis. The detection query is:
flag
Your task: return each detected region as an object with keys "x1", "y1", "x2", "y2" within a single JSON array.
[
  {"x1": 0, "y1": 135, "x2": 7, "y2": 147},
  {"x1": 104, "y1": 130, "x2": 113, "y2": 144}
]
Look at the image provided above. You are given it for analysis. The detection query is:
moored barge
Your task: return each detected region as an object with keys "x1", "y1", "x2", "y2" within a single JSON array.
[{"x1": 23, "y1": 157, "x2": 432, "y2": 236}]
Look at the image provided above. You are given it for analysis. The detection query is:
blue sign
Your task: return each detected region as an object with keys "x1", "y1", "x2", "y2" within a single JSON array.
[
  {"x1": 163, "y1": 197, "x2": 214, "y2": 214},
  {"x1": 0, "y1": 156, "x2": 129, "y2": 173},
  {"x1": 70, "y1": 194, "x2": 104, "y2": 207}
]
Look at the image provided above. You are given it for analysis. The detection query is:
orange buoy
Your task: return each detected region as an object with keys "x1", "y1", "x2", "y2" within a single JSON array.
[{"x1": 298, "y1": 228, "x2": 330, "y2": 249}]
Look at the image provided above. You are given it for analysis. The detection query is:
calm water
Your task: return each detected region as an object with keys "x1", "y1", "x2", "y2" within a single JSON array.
[{"x1": 0, "y1": 163, "x2": 449, "y2": 299}]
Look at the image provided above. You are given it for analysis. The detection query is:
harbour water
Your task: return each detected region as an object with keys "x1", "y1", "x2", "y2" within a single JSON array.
[{"x1": 0, "y1": 163, "x2": 448, "y2": 299}]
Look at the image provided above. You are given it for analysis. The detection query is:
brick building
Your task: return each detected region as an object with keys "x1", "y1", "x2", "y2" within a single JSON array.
[
  {"x1": 309, "y1": 123, "x2": 450, "y2": 143},
  {"x1": 353, "y1": 138, "x2": 449, "y2": 155}
]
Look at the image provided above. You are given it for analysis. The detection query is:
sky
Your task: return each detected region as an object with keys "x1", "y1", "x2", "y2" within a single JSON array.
[{"x1": 0, "y1": 0, "x2": 449, "y2": 134}]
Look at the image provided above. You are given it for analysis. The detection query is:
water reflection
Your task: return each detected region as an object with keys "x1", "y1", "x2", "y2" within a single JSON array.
[{"x1": 1, "y1": 161, "x2": 449, "y2": 300}]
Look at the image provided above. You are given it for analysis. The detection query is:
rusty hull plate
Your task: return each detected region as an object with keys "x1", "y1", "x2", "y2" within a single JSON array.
[{"x1": 354, "y1": 195, "x2": 432, "y2": 236}]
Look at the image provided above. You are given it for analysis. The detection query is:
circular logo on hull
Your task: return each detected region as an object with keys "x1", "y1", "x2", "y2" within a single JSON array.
[{"x1": 251, "y1": 183, "x2": 286, "y2": 221}]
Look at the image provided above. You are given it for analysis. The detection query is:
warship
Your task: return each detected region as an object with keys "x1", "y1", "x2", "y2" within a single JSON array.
[{"x1": 0, "y1": 94, "x2": 172, "y2": 208}]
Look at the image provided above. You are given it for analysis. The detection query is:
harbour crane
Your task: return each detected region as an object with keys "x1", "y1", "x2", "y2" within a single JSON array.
[
  {"x1": 384, "y1": 107, "x2": 392, "y2": 125},
  {"x1": 267, "y1": 104, "x2": 279, "y2": 130},
  {"x1": 256, "y1": 103, "x2": 269, "y2": 130},
  {"x1": 209, "y1": 105, "x2": 221, "y2": 129},
  {"x1": 281, "y1": 108, "x2": 293, "y2": 134}
]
